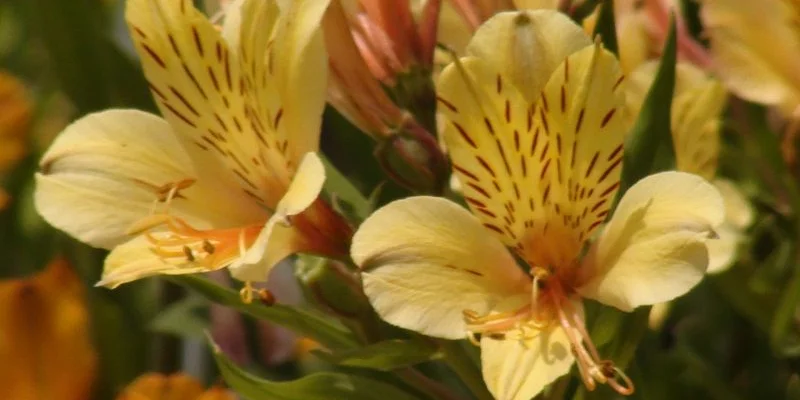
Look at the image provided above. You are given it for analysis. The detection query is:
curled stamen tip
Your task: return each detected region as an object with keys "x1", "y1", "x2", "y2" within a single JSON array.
[
  {"x1": 602, "y1": 362, "x2": 635, "y2": 396},
  {"x1": 259, "y1": 289, "x2": 275, "y2": 306},
  {"x1": 127, "y1": 214, "x2": 172, "y2": 235}
]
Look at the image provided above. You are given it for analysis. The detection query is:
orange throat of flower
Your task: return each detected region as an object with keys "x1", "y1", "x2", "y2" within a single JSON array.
[{"x1": 463, "y1": 268, "x2": 635, "y2": 396}]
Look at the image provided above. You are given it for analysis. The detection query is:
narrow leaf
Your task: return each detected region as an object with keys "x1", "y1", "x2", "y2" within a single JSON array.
[
  {"x1": 314, "y1": 339, "x2": 440, "y2": 372},
  {"x1": 616, "y1": 15, "x2": 678, "y2": 199},
  {"x1": 168, "y1": 275, "x2": 357, "y2": 350},
  {"x1": 593, "y1": 0, "x2": 618, "y2": 55},
  {"x1": 211, "y1": 338, "x2": 420, "y2": 400}
]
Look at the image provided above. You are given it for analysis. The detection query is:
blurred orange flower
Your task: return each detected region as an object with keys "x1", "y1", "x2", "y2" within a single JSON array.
[
  {"x1": 115, "y1": 373, "x2": 235, "y2": 400},
  {"x1": 0, "y1": 258, "x2": 97, "y2": 400}
]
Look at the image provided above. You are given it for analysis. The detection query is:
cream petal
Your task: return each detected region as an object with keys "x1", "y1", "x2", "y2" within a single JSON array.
[
  {"x1": 351, "y1": 196, "x2": 529, "y2": 339},
  {"x1": 480, "y1": 325, "x2": 574, "y2": 400},
  {"x1": 577, "y1": 171, "x2": 725, "y2": 311},
  {"x1": 262, "y1": 0, "x2": 330, "y2": 164},
  {"x1": 98, "y1": 235, "x2": 218, "y2": 288},
  {"x1": 228, "y1": 153, "x2": 326, "y2": 281},
  {"x1": 465, "y1": 9, "x2": 591, "y2": 101},
  {"x1": 705, "y1": 223, "x2": 741, "y2": 274},
  {"x1": 701, "y1": 0, "x2": 800, "y2": 114},
  {"x1": 715, "y1": 178, "x2": 754, "y2": 229},
  {"x1": 35, "y1": 110, "x2": 254, "y2": 249},
  {"x1": 705, "y1": 179, "x2": 753, "y2": 274}
]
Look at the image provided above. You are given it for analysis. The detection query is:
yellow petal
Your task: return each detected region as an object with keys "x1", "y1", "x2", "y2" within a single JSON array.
[
  {"x1": 715, "y1": 178, "x2": 754, "y2": 229},
  {"x1": 535, "y1": 41, "x2": 629, "y2": 266},
  {"x1": 351, "y1": 196, "x2": 528, "y2": 339},
  {"x1": 125, "y1": 0, "x2": 304, "y2": 206},
  {"x1": 626, "y1": 62, "x2": 727, "y2": 180},
  {"x1": 465, "y1": 10, "x2": 591, "y2": 102},
  {"x1": 229, "y1": 152, "x2": 326, "y2": 281},
  {"x1": 241, "y1": 0, "x2": 329, "y2": 164},
  {"x1": 35, "y1": 110, "x2": 258, "y2": 249},
  {"x1": 700, "y1": 0, "x2": 800, "y2": 114},
  {"x1": 99, "y1": 235, "x2": 220, "y2": 288},
  {"x1": 706, "y1": 179, "x2": 753, "y2": 274},
  {"x1": 0, "y1": 258, "x2": 96, "y2": 400},
  {"x1": 577, "y1": 171, "x2": 725, "y2": 311},
  {"x1": 481, "y1": 324, "x2": 574, "y2": 400},
  {"x1": 438, "y1": 56, "x2": 549, "y2": 248}
]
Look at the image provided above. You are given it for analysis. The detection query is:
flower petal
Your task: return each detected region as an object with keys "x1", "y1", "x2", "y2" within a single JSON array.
[
  {"x1": 626, "y1": 62, "x2": 726, "y2": 180},
  {"x1": 240, "y1": 0, "x2": 329, "y2": 164},
  {"x1": 351, "y1": 196, "x2": 528, "y2": 339},
  {"x1": 35, "y1": 110, "x2": 258, "y2": 249},
  {"x1": 706, "y1": 179, "x2": 753, "y2": 274},
  {"x1": 577, "y1": 171, "x2": 725, "y2": 311},
  {"x1": 437, "y1": 56, "x2": 550, "y2": 248},
  {"x1": 701, "y1": 0, "x2": 800, "y2": 114},
  {"x1": 125, "y1": 0, "x2": 303, "y2": 207},
  {"x1": 228, "y1": 152, "x2": 326, "y2": 281},
  {"x1": 481, "y1": 325, "x2": 574, "y2": 400},
  {"x1": 465, "y1": 10, "x2": 590, "y2": 102},
  {"x1": 99, "y1": 235, "x2": 220, "y2": 288}
]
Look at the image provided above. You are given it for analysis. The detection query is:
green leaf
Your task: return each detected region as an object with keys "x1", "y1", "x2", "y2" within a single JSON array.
[
  {"x1": 314, "y1": 339, "x2": 441, "y2": 372},
  {"x1": 148, "y1": 295, "x2": 209, "y2": 338},
  {"x1": 168, "y1": 275, "x2": 358, "y2": 349},
  {"x1": 592, "y1": 0, "x2": 618, "y2": 55},
  {"x1": 212, "y1": 338, "x2": 420, "y2": 400},
  {"x1": 616, "y1": 16, "x2": 677, "y2": 200}
]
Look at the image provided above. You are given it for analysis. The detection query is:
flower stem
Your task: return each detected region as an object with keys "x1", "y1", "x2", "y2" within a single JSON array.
[{"x1": 438, "y1": 340, "x2": 493, "y2": 400}]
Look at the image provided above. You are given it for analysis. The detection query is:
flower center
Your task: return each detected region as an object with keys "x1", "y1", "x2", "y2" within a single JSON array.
[{"x1": 462, "y1": 267, "x2": 634, "y2": 396}]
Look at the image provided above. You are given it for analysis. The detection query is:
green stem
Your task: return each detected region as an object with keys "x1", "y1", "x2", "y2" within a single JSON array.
[{"x1": 438, "y1": 340, "x2": 493, "y2": 400}]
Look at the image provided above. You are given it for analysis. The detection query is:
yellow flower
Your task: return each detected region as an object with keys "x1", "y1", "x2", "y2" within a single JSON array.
[
  {"x1": 626, "y1": 61, "x2": 752, "y2": 273},
  {"x1": 35, "y1": 0, "x2": 351, "y2": 299},
  {"x1": 0, "y1": 258, "x2": 97, "y2": 400},
  {"x1": 352, "y1": 10, "x2": 724, "y2": 400},
  {"x1": 116, "y1": 373, "x2": 235, "y2": 400},
  {"x1": 700, "y1": 0, "x2": 800, "y2": 116}
]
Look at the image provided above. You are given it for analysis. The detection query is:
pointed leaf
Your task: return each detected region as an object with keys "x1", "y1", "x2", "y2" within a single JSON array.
[
  {"x1": 211, "y1": 339, "x2": 420, "y2": 400},
  {"x1": 168, "y1": 275, "x2": 357, "y2": 349},
  {"x1": 617, "y1": 16, "x2": 677, "y2": 199},
  {"x1": 314, "y1": 339, "x2": 441, "y2": 372},
  {"x1": 592, "y1": 0, "x2": 618, "y2": 55}
]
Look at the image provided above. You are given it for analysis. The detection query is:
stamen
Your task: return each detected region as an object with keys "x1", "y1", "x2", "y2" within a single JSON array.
[
  {"x1": 239, "y1": 281, "x2": 274, "y2": 305},
  {"x1": 549, "y1": 282, "x2": 635, "y2": 396}
]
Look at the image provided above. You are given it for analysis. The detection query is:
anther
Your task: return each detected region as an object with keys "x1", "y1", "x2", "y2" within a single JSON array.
[
  {"x1": 202, "y1": 240, "x2": 216, "y2": 254},
  {"x1": 183, "y1": 246, "x2": 195, "y2": 262}
]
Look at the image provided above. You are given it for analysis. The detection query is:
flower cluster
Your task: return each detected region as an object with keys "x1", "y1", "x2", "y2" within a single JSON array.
[{"x1": 35, "y1": 0, "x2": 778, "y2": 399}]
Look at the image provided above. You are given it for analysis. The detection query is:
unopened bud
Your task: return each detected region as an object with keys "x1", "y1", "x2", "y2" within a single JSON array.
[{"x1": 375, "y1": 121, "x2": 449, "y2": 194}]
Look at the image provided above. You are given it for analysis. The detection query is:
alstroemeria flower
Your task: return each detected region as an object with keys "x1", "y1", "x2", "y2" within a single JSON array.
[
  {"x1": 35, "y1": 0, "x2": 351, "y2": 299},
  {"x1": 116, "y1": 373, "x2": 234, "y2": 400},
  {"x1": 626, "y1": 61, "x2": 753, "y2": 273},
  {"x1": 352, "y1": 10, "x2": 724, "y2": 400},
  {"x1": 700, "y1": 0, "x2": 800, "y2": 117}
]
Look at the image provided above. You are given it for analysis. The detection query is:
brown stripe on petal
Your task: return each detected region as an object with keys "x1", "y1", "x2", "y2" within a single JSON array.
[
  {"x1": 585, "y1": 152, "x2": 599, "y2": 178},
  {"x1": 452, "y1": 122, "x2": 477, "y2": 148},
  {"x1": 601, "y1": 108, "x2": 617, "y2": 128},
  {"x1": 483, "y1": 223, "x2": 504, "y2": 234},
  {"x1": 475, "y1": 156, "x2": 496, "y2": 177},
  {"x1": 484, "y1": 118, "x2": 495, "y2": 136},
  {"x1": 496, "y1": 74, "x2": 503, "y2": 93},
  {"x1": 192, "y1": 26, "x2": 204, "y2": 56},
  {"x1": 613, "y1": 75, "x2": 625, "y2": 91},
  {"x1": 169, "y1": 86, "x2": 199, "y2": 117},
  {"x1": 465, "y1": 196, "x2": 488, "y2": 209},
  {"x1": 476, "y1": 207, "x2": 497, "y2": 218},
  {"x1": 437, "y1": 96, "x2": 458, "y2": 112},
  {"x1": 141, "y1": 44, "x2": 166, "y2": 68},
  {"x1": 598, "y1": 157, "x2": 623, "y2": 183},
  {"x1": 607, "y1": 144, "x2": 623, "y2": 161},
  {"x1": 600, "y1": 181, "x2": 620, "y2": 197},
  {"x1": 164, "y1": 102, "x2": 197, "y2": 128},
  {"x1": 452, "y1": 163, "x2": 479, "y2": 181},
  {"x1": 467, "y1": 182, "x2": 491, "y2": 198},
  {"x1": 560, "y1": 86, "x2": 566, "y2": 113},
  {"x1": 576, "y1": 108, "x2": 585, "y2": 134}
]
